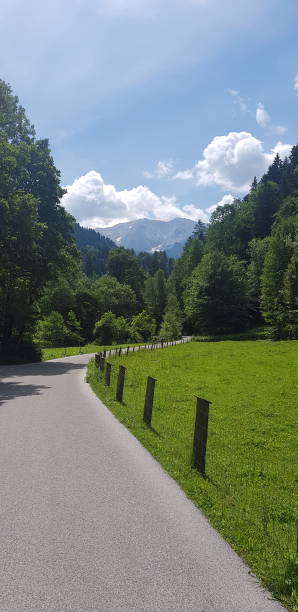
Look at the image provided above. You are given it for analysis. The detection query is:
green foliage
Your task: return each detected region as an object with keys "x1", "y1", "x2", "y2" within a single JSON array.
[
  {"x1": 159, "y1": 294, "x2": 183, "y2": 339},
  {"x1": 107, "y1": 247, "x2": 145, "y2": 305},
  {"x1": 93, "y1": 312, "x2": 130, "y2": 345},
  {"x1": 65, "y1": 310, "x2": 83, "y2": 346},
  {"x1": 144, "y1": 269, "x2": 167, "y2": 327},
  {"x1": 261, "y1": 214, "x2": 298, "y2": 339},
  {"x1": 0, "y1": 79, "x2": 77, "y2": 362},
  {"x1": 137, "y1": 250, "x2": 173, "y2": 277},
  {"x1": 35, "y1": 311, "x2": 68, "y2": 347},
  {"x1": 93, "y1": 274, "x2": 137, "y2": 318},
  {"x1": 129, "y1": 310, "x2": 156, "y2": 342},
  {"x1": 247, "y1": 237, "x2": 271, "y2": 322},
  {"x1": 184, "y1": 251, "x2": 250, "y2": 334},
  {"x1": 168, "y1": 236, "x2": 205, "y2": 303},
  {"x1": 88, "y1": 340, "x2": 298, "y2": 610}
]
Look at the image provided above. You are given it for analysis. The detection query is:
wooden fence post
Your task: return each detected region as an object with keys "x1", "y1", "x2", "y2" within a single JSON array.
[
  {"x1": 100, "y1": 355, "x2": 105, "y2": 372},
  {"x1": 193, "y1": 396, "x2": 212, "y2": 475},
  {"x1": 139, "y1": 345, "x2": 141, "y2": 352},
  {"x1": 118, "y1": 347, "x2": 122, "y2": 357},
  {"x1": 105, "y1": 362, "x2": 112, "y2": 386},
  {"x1": 127, "y1": 346, "x2": 130, "y2": 355},
  {"x1": 143, "y1": 376, "x2": 156, "y2": 426},
  {"x1": 116, "y1": 365, "x2": 126, "y2": 402},
  {"x1": 95, "y1": 352, "x2": 101, "y2": 368}
]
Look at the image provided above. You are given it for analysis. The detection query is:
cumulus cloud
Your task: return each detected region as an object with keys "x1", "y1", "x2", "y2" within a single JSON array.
[
  {"x1": 294, "y1": 76, "x2": 298, "y2": 90},
  {"x1": 207, "y1": 194, "x2": 235, "y2": 214},
  {"x1": 256, "y1": 103, "x2": 270, "y2": 128},
  {"x1": 61, "y1": 170, "x2": 208, "y2": 227},
  {"x1": 193, "y1": 131, "x2": 292, "y2": 192}
]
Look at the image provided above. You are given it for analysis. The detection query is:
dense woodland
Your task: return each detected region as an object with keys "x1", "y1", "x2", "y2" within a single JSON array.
[{"x1": 0, "y1": 80, "x2": 297, "y2": 363}]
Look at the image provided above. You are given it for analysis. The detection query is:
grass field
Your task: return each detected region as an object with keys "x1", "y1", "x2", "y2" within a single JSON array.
[
  {"x1": 87, "y1": 340, "x2": 298, "y2": 609},
  {"x1": 42, "y1": 342, "x2": 143, "y2": 361}
]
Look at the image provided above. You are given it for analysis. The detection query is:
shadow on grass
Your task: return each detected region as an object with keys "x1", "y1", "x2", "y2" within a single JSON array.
[{"x1": 0, "y1": 380, "x2": 50, "y2": 406}]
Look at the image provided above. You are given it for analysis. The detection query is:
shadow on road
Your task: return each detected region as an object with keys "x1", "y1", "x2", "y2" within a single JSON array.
[
  {"x1": 0, "y1": 360, "x2": 88, "y2": 406},
  {"x1": 0, "y1": 380, "x2": 50, "y2": 406},
  {"x1": 0, "y1": 360, "x2": 87, "y2": 379}
]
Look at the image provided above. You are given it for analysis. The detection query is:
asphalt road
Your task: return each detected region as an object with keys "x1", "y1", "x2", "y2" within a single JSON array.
[{"x1": 0, "y1": 354, "x2": 283, "y2": 611}]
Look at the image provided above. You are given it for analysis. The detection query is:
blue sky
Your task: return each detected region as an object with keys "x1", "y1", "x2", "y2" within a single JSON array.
[{"x1": 1, "y1": 0, "x2": 297, "y2": 227}]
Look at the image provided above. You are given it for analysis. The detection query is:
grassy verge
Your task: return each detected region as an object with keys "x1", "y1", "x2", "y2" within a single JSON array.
[
  {"x1": 87, "y1": 340, "x2": 298, "y2": 610},
  {"x1": 42, "y1": 342, "x2": 143, "y2": 361}
]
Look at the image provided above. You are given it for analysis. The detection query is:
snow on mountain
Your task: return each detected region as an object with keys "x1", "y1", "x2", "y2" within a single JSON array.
[{"x1": 95, "y1": 218, "x2": 197, "y2": 257}]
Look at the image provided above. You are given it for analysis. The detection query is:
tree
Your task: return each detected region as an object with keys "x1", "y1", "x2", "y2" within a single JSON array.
[
  {"x1": 107, "y1": 247, "x2": 145, "y2": 305},
  {"x1": 93, "y1": 312, "x2": 130, "y2": 345},
  {"x1": 159, "y1": 294, "x2": 183, "y2": 339},
  {"x1": 93, "y1": 274, "x2": 137, "y2": 318},
  {"x1": 129, "y1": 311, "x2": 156, "y2": 342},
  {"x1": 184, "y1": 252, "x2": 250, "y2": 334},
  {"x1": 168, "y1": 236, "x2": 205, "y2": 303},
  {"x1": 253, "y1": 181, "x2": 280, "y2": 238},
  {"x1": 261, "y1": 215, "x2": 298, "y2": 338},
  {"x1": 143, "y1": 269, "x2": 167, "y2": 327},
  {"x1": 0, "y1": 80, "x2": 76, "y2": 362},
  {"x1": 247, "y1": 237, "x2": 270, "y2": 322},
  {"x1": 34, "y1": 312, "x2": 68, "y2": 347},
  {"x1": 65, "y1": 310, "x2": 83, "y2": 346}
]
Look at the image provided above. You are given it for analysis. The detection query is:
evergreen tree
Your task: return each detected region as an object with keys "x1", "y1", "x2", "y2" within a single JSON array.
[
  {"x1": 261, "y1": 215, "x2": 298, "y2": 338},
  {"x1": 184, "y1": 252, "x2": 250, "y2": 334},
  {"x1": 159, "y1": 294, "x2": 183, "y2": 339}
]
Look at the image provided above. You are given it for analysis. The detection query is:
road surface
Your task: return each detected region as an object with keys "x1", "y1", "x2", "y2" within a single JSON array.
[{"x1": 0, "y1": 354, "x2": 283, "y2": 611}]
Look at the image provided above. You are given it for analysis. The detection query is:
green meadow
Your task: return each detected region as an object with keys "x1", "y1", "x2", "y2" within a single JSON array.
[{"x1": 88, "y1": 340, "x2": 298, "y2": 610}]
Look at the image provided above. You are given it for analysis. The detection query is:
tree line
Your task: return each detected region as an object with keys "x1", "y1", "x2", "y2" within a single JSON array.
[{"x1": 0, "y1": 80, "x2": 297, "y2": 363}]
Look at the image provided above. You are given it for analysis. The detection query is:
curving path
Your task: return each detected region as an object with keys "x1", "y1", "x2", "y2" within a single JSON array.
[{"x1": 0, "y1": 354, "x2": 283, "y2": 611}]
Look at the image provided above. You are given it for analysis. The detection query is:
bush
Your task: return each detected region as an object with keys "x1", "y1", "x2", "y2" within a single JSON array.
[{"x1": 0, "y1": 336, "x2": 42, "y2": 364}]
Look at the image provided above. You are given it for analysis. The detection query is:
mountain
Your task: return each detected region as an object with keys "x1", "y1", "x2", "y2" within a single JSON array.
[{"x1": 95, "y1": 218, "x2": 197, "y2": 257}]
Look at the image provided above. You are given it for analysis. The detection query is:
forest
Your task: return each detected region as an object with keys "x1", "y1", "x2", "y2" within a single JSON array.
[{"x1": 0, "y1": 79, "x2": 297, "y2": 363}]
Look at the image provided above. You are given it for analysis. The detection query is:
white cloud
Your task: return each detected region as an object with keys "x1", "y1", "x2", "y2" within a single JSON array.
[
  {"x1": 61, "y1": 170, "x2": 208, "y2": 227},
  {"x1": 207, "y1": 194, "x2": 235, "y2": 214},
  {"x1": 193, "y1": 131, "x2": 292, "y2": 192},
  {"x1": 294, "y1": 76, "x2": 298, "y2": 90},
  {"x1": 156, "y1": 159, "x2": 174, "y2": 178},
  {"x1": 271, "y1": 141, "x2": 292, "y2": 159},
  {"x1": 143, "y1": 159, "x2": 174, "y2": 180},
  {"x1": 255, "y1": 102, "x2": 286, "y2": 135},
  {"x1": 256, "y1": 103, "x2": 270, "y2": 128},
  {"x1": 173, "y1": 169, "x2": 194, "y2": 181},
  {"x1": 228, "y1": 89, "x2": 248, "y2": 114}
]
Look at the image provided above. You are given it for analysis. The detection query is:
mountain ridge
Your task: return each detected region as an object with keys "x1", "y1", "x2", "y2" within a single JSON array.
[{"x1": 94, "y1": 217, "x2": 197, "y2": 257}]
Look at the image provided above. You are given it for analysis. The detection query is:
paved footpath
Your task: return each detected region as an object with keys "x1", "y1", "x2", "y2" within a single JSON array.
[{"x1": 0, "y1": 354, "x2": 283, "y2": 611}]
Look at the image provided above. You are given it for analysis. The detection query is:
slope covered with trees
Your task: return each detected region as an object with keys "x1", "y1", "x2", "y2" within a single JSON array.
[{"x1": 179, "y1": 152, "x2": 298, "y2": 339}]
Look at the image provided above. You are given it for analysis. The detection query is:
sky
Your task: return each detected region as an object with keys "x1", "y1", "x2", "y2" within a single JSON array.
[{"x1": 1, "y1": 0, "x2": 298, "y2": 228}]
